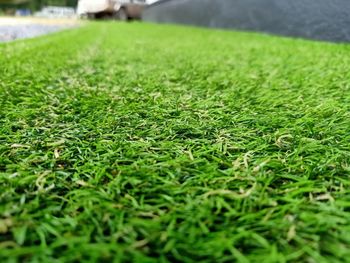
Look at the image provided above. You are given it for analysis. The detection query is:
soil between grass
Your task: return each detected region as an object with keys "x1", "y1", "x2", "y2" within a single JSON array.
[{"x1": 0, "y1": 22, "x2": 350, "y2": 262}]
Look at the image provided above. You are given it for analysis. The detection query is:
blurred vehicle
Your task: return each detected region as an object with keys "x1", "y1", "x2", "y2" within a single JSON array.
[
  {"x1": 35, "y1": 6, "x2": 76, "y2": 19},
  {"x1": 77, "y1": 0, "x2": 146, "y2": 20}
]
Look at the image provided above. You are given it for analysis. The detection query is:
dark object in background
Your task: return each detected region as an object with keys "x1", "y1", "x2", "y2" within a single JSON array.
[{"x1": 143, "y1": 0, "x2": 350, "y2": 42}]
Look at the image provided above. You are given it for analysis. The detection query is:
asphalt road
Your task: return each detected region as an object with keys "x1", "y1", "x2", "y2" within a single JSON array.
[{"x1": 144, "y1": 0, "x2": 350, "y2": 42}]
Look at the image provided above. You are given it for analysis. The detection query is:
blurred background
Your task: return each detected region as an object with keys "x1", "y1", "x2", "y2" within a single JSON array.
[
  {"x1": 2, "y1": 0, "x2": 350, "y2": 43},
  {"x1": 0, "y1": 0, "x2": 159, "y2": 16},
  {"x1": 0, "y1": 0, "x2": 77, "y2": 17},
  {"x1": 0, "y1": 0, "x2": 156, "y2": 41},
  {"x1": 0, "y1": 0, "x2": 78, "y2": 42}
]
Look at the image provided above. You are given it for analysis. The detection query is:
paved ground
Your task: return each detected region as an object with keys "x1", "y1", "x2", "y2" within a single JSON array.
[{"x1": 0, "y1": 17, "x2": 79, "y2": 42}]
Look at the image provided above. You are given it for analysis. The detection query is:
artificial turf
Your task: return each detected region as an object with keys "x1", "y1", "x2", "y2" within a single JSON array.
[{"x1": 1, "y1": 22, "x2": 350, "y2": 262}]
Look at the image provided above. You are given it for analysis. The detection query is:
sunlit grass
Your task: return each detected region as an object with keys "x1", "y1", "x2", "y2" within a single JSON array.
[{"x1": 1, "y1": 22, "x2": 350, "y2": 262}]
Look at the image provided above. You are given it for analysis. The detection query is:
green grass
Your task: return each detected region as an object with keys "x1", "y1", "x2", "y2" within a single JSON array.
[{"x1": 1, "y1": 22, "x2": 350, "y2": 262}]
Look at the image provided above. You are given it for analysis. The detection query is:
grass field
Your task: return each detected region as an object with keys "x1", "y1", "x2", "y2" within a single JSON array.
[{"x1": 1, "y1": 22, "x2": 350, "y2": 262}]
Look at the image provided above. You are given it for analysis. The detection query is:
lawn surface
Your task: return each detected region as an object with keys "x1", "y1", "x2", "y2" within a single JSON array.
[{"x1": 1, "y1": 22, "x2": 350, "y2": 262}]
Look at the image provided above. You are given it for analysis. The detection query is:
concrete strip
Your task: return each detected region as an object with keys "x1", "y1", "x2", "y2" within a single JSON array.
[{"x1": 0, "y1": 17, "x2": 81, "y2": 42}]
